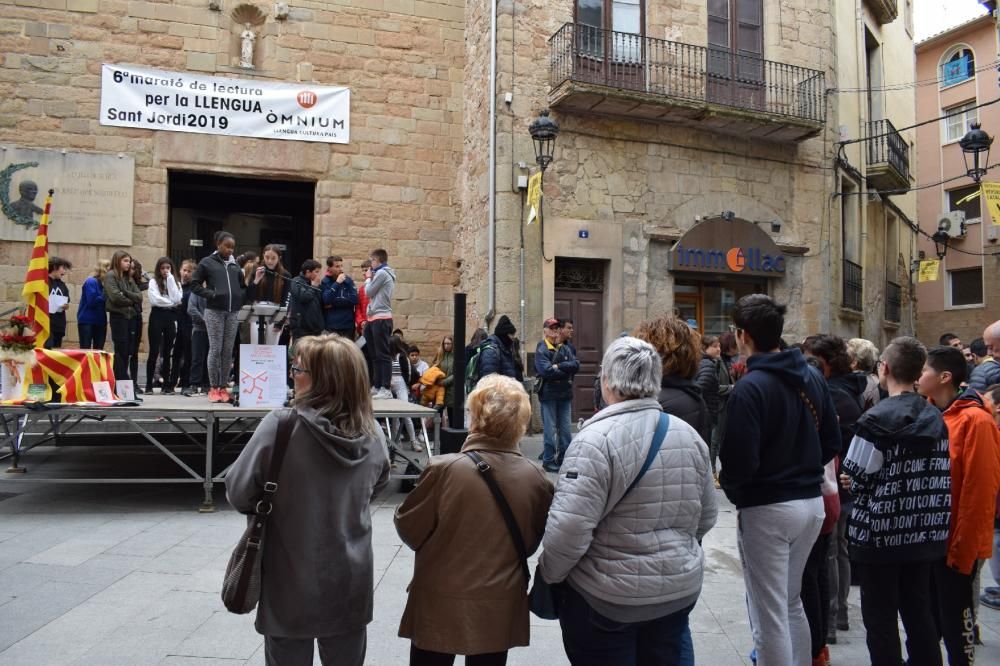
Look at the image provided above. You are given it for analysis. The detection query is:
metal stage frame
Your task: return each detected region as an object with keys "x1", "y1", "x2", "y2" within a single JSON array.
[{"x1": 0, "y1": 395, "x2": 439, "y2": 511}]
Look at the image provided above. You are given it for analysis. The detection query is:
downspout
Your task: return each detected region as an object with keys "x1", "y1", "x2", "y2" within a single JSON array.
[{"x1": 485, "y1": 0, "x2": 498, "y2": 328}]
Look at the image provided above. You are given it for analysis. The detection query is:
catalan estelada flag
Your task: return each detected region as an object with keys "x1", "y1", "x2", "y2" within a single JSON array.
[{"x1": 21, "y1": 189, "x2": 53, "y2": 348}]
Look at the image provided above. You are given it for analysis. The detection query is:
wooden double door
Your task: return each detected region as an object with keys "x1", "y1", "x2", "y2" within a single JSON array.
[{"x1": 554, "y1": 257, "x2": 605, "y2": 421}]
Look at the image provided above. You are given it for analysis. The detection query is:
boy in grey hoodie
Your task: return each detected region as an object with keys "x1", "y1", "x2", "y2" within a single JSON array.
[{"x1": 364, "y1": 248, "x2": 396, "y2": 399}]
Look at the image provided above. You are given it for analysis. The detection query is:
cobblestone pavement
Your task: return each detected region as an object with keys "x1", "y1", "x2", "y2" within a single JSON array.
[{"x1": 1, "y1": 435, "x2": 998, "y2": 664}]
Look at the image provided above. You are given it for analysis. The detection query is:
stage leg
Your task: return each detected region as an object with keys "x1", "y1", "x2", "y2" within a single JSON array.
[
  {"x1": 199, "y1": 414, "x2": 217, "y2": 513},
  {"x1": 5, "y1": 415, "x2": 28, "y2": 474}
]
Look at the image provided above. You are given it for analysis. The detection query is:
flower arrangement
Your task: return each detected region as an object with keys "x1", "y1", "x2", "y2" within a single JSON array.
[{"x1": 0, "y1": 314, "x2": 38, "y2": 361}]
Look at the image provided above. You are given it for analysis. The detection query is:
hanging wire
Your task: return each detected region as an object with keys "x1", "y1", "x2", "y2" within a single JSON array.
[
  {"x1": 830, "y1": 59, "x2": 999, "y2": 93},
  {"x1": 838, "y1": 97, "x2": 1000, "y2": 146}
]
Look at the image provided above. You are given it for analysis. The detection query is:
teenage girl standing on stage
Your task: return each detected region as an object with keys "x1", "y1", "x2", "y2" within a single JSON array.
[
  {"x1": 190, "y1": 231, "x2": 245, "y2": 404},
  {"x1": 146, "y1": 257, "x2": 182, "y2": 395},
  {"x1": 247, "y1": 244, "x2": 291, "y2": 345},
  {"x1": 103, "y1": 251, "x2": 142, "y2": 383}
]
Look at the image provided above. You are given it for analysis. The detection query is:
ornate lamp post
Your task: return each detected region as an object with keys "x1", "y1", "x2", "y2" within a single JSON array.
[
  {"x1": 931, "y1": 229, "x2": 950, "y2": 260},
  {"x1": 959, "y1": 122, "x2": 992, "y2": 183},
  {"x1": 529, "y1": 109, "x2": 559, "y2": 172}
]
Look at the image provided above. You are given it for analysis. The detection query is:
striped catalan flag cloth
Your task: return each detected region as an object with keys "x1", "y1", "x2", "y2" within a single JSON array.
[
  {"x1": 24, "y1": 349, "x2": 115, "y2": 403},
  {"x1": 21, "y1": 189, "x2": 53, "y2": 348}
]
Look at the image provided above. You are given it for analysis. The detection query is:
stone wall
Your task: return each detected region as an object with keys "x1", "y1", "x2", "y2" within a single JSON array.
[{"x1": 0, "y1": 0, "x2": 465, "y2": 349}]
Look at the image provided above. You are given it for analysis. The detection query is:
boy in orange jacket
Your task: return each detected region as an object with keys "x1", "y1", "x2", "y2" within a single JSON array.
[{"x1": 919, "y1": 346, "x2": 1000, "y2": 665}]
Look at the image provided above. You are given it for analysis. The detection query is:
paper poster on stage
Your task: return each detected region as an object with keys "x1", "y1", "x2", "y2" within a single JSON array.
[
  {"x1": 239, "y1": 344, "x2": 287, "y2": 408},
  {"x1": 93, "y1": 381, "x2": 114, "y2": 403},
  {"x1": 116, "y1": 380, "x2": 135, "y2": 401}
]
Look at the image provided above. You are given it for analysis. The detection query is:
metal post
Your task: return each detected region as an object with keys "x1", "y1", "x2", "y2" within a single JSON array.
[{"x1": 199, "y1": 412, "x2": 217, "y2": 512}]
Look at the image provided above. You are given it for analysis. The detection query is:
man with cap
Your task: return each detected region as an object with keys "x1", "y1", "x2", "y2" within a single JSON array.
[
  {"x1": 535, "y1": 317, "x2": 580, "y2": 472},
  {"x1": 479, "y1": 315, "x2": 521, "y2": 380}
]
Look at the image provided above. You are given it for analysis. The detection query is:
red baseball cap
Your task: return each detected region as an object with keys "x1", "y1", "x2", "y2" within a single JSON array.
[{"x1": 544, "y1": 317, "x2": 560, "y2": 329}]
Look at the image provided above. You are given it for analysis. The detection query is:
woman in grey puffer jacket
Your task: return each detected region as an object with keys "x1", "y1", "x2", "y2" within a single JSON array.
[{"x1": 539, "y1": 336, "x2": 718, "y2": 665}]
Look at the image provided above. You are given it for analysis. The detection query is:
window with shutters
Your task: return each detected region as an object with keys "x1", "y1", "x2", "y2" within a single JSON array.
[{"x1": 574, "y1": 0, "x2": 646, "y2": 89}]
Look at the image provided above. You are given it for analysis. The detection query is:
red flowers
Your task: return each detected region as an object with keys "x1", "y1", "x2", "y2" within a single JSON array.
[{"x1": 0, "y1": 314, "x2": 37, "y2": 354}]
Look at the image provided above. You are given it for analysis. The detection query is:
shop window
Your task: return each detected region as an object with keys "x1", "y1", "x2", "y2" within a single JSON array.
[
  {"x1": 948, "y1": 267, "x2": 983, "y2": 307},
  {"x1": 940, "y1": 46, "x2": 975, "y2": 87}
]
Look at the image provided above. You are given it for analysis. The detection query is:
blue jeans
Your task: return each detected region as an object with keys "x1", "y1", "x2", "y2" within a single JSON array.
[
  {"x1": 541, "y1": 398, "x2": 572, "y2": 465},
  {"x1": 558, "y1": 584, "x2": 695, "y2": 666}
]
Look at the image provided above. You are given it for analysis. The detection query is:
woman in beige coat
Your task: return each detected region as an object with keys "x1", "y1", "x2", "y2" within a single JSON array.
[{"x1": 395, "y1": 374, "x2": 554, "y2": 666}]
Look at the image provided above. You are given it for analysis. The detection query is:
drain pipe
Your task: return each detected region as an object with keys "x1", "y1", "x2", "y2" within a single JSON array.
[{"x1": 484, "y1": 0, "x2": 498, "y2": 328}]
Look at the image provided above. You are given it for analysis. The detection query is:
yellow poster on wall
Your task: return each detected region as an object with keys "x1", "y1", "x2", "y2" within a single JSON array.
[
  {"x1": 918, "y1": 260, "x2": 940, "y2": 282},
  {"x1": 979, "y1": 182, "x2": 1000, "y2": 225}
]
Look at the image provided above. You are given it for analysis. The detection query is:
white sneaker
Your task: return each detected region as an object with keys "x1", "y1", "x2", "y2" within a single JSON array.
[
  {"x1": 374, "y1": 388, "x2": 394, "y2": 400},
  {"x1": 370, "y1": 387, "x2": 379, "y2": 397}
]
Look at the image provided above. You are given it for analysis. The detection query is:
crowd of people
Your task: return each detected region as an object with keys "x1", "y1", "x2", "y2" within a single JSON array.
[
  {"x1": 220, "y1": 288, "x2": 1000, "y2": 666},
  {"x1": 50, "y1": 233, "x2": 459, "y2": 421}
]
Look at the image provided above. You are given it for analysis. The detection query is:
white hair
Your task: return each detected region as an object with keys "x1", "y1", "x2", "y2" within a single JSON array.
[
  {"x1": 846, "y1": 338, "x2": 879, "y2": 374},
  {"x1": 601, "y1": 336, "x2": 662, "y2": 400}
]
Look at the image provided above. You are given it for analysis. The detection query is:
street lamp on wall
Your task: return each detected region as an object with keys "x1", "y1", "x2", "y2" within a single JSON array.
[
  {"x1": 931, "y1": 229, "x2": 950, "y2": 260},
  {"x1": 959, "y1": 122, "x2": 993, "y2": 183},
  {"x1": 529, "y1": 109, "x2": 559, "y2": 172}
]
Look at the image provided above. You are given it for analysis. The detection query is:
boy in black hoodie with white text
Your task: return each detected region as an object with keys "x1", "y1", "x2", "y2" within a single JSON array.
[
  {"x1": 841, "y1": 336, "x2": 950, "y2": 666},
  {"x1": 45, "y1": 257, "x2": 72, "y2": 349}
]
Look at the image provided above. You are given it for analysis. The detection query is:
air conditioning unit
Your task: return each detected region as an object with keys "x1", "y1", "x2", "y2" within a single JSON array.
[{"x1": 937, "y1": 211, "x2": 967, "y2": 238}]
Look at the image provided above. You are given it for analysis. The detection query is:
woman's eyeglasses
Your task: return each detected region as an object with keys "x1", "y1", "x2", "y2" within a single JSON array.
[{"x1": 290, "y1": 365, "x2": 310, "y2": 376}]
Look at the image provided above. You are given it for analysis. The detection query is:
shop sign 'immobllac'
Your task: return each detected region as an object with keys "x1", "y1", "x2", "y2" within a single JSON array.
[{"x1": 669, "y1": 216, "x2": 786, "y2": 278}]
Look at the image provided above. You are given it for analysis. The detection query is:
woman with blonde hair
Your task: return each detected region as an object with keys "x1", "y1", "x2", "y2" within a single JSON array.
[
  {"x1": 77, "y1": 258, "x2": 111, "y2": 350},
  {"x1": 227, "y1": 334, "x2": 390, "y2": 665},
  {"x1": 395, "y1": 374, "x2": 554, "y2": 665}
]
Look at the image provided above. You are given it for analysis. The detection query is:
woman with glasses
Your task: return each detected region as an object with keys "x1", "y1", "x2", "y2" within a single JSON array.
[{"x1": 227, "y1": 334, "x2": 390, "y2": 666}]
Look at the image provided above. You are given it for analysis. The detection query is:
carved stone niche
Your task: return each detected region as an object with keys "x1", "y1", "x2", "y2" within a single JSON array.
[{"x1": 231, "y1": 4, "x2": 266, "y2": 70}]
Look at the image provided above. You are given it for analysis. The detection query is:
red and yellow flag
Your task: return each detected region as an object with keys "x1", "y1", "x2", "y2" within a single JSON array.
[{"x1": 21, "y1": 190, "x2": 52, "y2": 348}]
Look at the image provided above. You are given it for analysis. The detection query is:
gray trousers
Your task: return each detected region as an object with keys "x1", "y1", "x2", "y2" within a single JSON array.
[
  {"x1": 203, "y1": 309, "x2": 239, "y2": 388},
  {"x1": 738, "y1": 497, "x2": 825, "y2": 666},
  {"x1": 264, "y1": 628, "x2": 366, "y2": 666},
  {"x1": 827, "y1": 504, "x2": 851, "y2": 631}
]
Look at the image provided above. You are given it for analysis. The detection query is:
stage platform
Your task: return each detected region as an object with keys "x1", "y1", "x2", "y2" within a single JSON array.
[{"x1": 0, "y1": 395, "x2": 439, "y2": 511}]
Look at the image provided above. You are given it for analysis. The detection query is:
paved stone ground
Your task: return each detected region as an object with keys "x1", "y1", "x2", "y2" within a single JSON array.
[{"x1": 1, "y1": 434, "x2": 999, "y2": 665}]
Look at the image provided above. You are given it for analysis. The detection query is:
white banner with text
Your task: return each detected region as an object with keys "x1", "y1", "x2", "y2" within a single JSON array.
[{"x1": 99, "y1": 63, "x2": 350, "y2": 144}]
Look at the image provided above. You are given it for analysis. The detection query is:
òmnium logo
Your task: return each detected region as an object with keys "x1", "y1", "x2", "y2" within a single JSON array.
[{"x1": 296, "y1": 91, "x2": 317, "y2": 109}]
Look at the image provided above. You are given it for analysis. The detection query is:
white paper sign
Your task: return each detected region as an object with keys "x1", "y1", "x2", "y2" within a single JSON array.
[
  {"x1": 92, "y1": 381, "x2": 114, "y2": 403},
  {"x1": 48, "y1": 293, "x2": 68, "y2": 314},
  {"x1": 239, "y1": 344, "x2": 288, "y2": 408},
  {"x1": 116, "y1": 380, "x2": 135, "y2": 401},
  {"x1": 99, "y1": 64, "x2": 350, "y2": 144}
]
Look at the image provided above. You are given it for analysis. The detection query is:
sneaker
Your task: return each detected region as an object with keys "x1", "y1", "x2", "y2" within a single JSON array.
[
  {"x1": 181, "y1": 387, "x2": 196, "y2": 397},
  {"x1": 219, "y1": 387, "x2": 232, "y2": 403},
  {"x1": 410, "y1": 441, "x2": 424, "y2": 453},
  {"x1": 985, "y1": 586, "x2": 1000, "y2": 595},
  {"x1": 982, "y1": 591, "x2": 1000, "y2": 610},
  {"x1": 542, "y1": 462, "x2": 560, "y2": 473},
  {"x1": 162, "y1": 388, "x2": 175, "y2": 395},
  {"x1": 370, "y1": 387, "x2": 380, "y2": 397},
  {"x1": 374, "y1": 388, "x2": 393, "y2": 400},
  {"x1": 208, "y1": 388, "x2": 221, "y2": 402}
]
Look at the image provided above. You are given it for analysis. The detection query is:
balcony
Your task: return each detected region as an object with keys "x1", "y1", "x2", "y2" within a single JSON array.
[
  {"x1": 866, "y1": 119, "x2": 910, "y2": 192},
  {"x1": 843, "y1": 260, "x2": 863, "y2": 311},
  {"x1": 548, "y1": 23, "x2": 827, "y2": 143},
  {"x1": 885, "y1": 280, "x2": 902, "y2": 323},
  {"x1": 865, "y1": 0, "x2": 898, "y2": 24}
]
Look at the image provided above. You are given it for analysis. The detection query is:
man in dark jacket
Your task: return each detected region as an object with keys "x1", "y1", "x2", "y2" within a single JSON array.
[
  {"x1": 969, "y1": 337, "x2": 1000, "y2": 392},
  {"x1": 321, "y1": 255, "x2": 359, "y2": 339},
  {"x1": 45, "y1": 257, "x2": 72, "y2": 349},
  {"x1": 841, "y1": 336, "x2": 951, "y2": 666},
  {"x1": 288, "y1": 260, "x2": 324, "y2": 340},
  {"x1": 720, "y1": 295, "x2": 840, "y2": 666},
  {"x1": 695, "y1": 336, "x2": 722, "y2": 428},
  {"x1": 535, "y1": 317, "x2": 580, "y2": 472},
  {"x1": 479, "y1": 315, "x2": 520, "y2": 381}
]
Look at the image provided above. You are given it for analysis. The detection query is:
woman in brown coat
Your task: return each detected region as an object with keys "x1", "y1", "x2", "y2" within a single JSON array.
[{"x1": 395, "y1": 374, "x2": 554, "y2": 666}]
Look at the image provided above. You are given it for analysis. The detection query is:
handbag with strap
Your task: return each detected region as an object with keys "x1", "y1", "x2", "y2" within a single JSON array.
[{"x1": 221, "y1": 411, "x2": 296, "y2": 614}]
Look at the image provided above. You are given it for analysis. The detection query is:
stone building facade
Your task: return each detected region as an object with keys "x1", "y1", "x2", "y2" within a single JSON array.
[
  {"x1": 0, "y1": 0, "x2": 917, "y2": 415},
  {"x1": 915, "y1": 10, "x2": 1000, "y2": 344}
]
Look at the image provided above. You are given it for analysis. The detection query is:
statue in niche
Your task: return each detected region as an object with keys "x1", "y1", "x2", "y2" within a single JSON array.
[{"x1": 240, "y1": 23, "x2": 256, "y2": 69}]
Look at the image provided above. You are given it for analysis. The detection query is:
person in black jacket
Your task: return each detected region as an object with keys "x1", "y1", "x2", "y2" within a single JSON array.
[
  {"x1": 840, "y1": 336, "x2": 951, "y2": 666},
  {"x1": 288, "y1": 260, "x2": 325, "y2": 341},
  {"x1": 45, "y1": 257, "x2": 72, "y2": 349},
  {"x1": 478, "y1": 315, "x2": 520, "y2": 381},
  {"x1": 634, "y1": 315, "x2": 711, "y2": 443},
  {"x1": 190, "y1": 231, "x2": 246, "y2": 404},
  {"x1": 170, "y1": 259, "x2": 196, "y2": 393},
  {"x1": 535, "y1": 317, "x2": 581, "y2": 472},
  {"x1": 719, "y1": 295, "x2": 840, "y2": 666},
  {"x1": 696, "y1": 335, "x2": 722, "y2": 430},
  {"x1": 802, "y1": 334, "x2": 866, "y2": 645}
]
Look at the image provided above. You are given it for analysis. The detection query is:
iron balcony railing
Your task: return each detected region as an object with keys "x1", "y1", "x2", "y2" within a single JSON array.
[
  {"x1": 549, "y1": 23, "x2": 826, "y2": 124},
  {"x1": 885, "y1": 280, "x2": 902, "y2": 323},
  {"x1": 843, "y1": 260, "x2": 863, "y2": 311},
  {"x1": 867, "y1": 119, "x2": 910, "y2": 183}
]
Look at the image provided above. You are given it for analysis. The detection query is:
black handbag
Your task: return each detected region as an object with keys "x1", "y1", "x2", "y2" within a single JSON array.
[
  {"x1": 528, "y1": 412, "x2": 671, "y2": 620},
  {"x1": 221, "y1": 411, "x2": 296, "y2": 614}
]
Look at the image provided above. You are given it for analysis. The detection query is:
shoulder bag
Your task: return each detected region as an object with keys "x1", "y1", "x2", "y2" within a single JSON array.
[{"x1": 221, "y1": 410, "x2": 296, "y2": 614}]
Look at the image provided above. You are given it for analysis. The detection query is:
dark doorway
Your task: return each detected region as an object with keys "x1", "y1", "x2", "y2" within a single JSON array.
[
  {"x1": 554, "y1": 258, "x2": 606, "y2": 421},
  {"x1": 168, "y1": 172, "x2": 315, "y2": 273}
]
